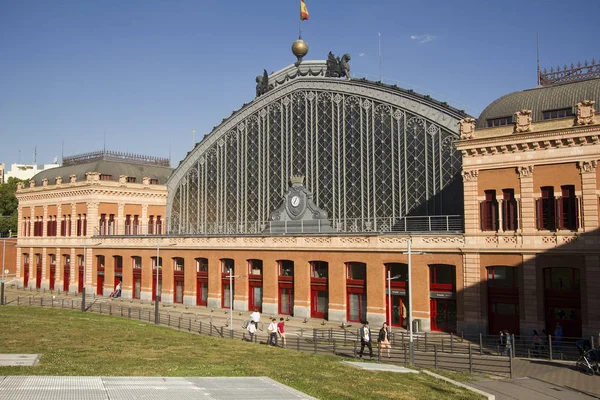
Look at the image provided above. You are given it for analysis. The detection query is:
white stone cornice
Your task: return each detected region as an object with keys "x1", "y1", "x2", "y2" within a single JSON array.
[{"x1": 456, "y1": 126, "x2": 600, "y2": 156}]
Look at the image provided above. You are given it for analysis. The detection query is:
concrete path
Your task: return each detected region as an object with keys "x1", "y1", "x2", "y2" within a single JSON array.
[
  {"x1": 469, "y1": 358, "x2": 600, "y2": 400},
  {"x1": 0, "y1": 376, "x2": 317, "y2": 400}
]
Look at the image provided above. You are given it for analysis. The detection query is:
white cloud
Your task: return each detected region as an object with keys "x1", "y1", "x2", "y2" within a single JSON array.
[
  {"x1": 359, "y1": 52, "x2": 366, "y2": 57},
  {"x1": 410, "y1": 34, "x2": 435, "y2": 43}
]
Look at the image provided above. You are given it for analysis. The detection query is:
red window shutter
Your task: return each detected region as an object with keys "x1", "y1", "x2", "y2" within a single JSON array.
[
  {"x1": 557, "y1": 197, "x2": 564, "y2": 230},
  {"x1": 575, "y1": 196, "x2": 581, "y2": 230},
  {"x1": 535, "y1": 198, "x2": 541, "y2": 230},
  {"x1": 480, "y1": 202, "x2": 485, "y2": 230}
]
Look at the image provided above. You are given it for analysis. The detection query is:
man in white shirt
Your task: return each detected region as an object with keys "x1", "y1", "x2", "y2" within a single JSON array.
[
  {"x1": 267, "y1": 318, "x2": 278, "y2": 346},
  {"x1": 250, "y1": 310, "x2": 260, "y2": 329}
]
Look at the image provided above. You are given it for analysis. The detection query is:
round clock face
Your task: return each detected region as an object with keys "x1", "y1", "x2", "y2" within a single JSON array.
[{"x1": 291, "y1": 195, "x2": 300, "y2": 207}]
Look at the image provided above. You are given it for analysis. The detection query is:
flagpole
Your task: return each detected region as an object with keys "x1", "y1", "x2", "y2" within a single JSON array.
[{"x1": 299, "y1": 2, "x2": 302, "y2": 39}]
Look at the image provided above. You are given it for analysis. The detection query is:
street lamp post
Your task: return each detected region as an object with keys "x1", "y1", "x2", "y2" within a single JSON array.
[
  {"x1": 225, "y1": 271, "x2": 246, "y2": 334},
  {"x1": 407, "y1": 237, "x2": 414, "y2": 366},
  {"x1": 386, "y1": 270, "x2": 402, "y2": 337}
]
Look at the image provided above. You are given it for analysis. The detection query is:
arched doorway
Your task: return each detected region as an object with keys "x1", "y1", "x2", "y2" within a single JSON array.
[
  {"x1": 221, "y1": 259, "x2": 234, "y2": 309},
  {"x1": 195, "y1": 258, "x2": 208, "y2": 306},
  {"x1": 310, "y1": 261, "x2": 328, "y2": 319},
  {"x1": 385, "y1": 263, "x2": 408, "y2": 329},
  {"x1": 346, "y1": 262, "x2": 366, "y2": 323},
  {"x1": 278, "y1": 260, "x2": 294, "y2": 315},
  {"x1": 248, "y1": 259, "x2": 263, "y2": 312}
]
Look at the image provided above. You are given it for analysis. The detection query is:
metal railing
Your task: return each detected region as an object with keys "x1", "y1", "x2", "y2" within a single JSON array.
[
  {"x1": 2, "y1": 292, "x2": 510, "y2": 378},
  {"x1": 198, "y1": 215, "x2": 464, "y2": 235}
]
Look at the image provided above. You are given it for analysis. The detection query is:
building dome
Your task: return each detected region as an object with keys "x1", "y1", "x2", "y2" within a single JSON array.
[{"x1": 476, "y1": 78, "x2": 600, "y2": 129}]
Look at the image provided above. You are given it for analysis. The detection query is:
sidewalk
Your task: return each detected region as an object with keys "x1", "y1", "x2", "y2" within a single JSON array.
[{"x1": 469, "y1": 358, "x2": 600, "y2": 400}]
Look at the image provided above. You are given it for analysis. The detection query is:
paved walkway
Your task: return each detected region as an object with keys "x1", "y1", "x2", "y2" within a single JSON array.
[
  {"x1": 0, "y1": 376, "x2": 317, "y2": 400},
  {"x1": 470, "y1": 359, "x2": 600, "y2": 400}
]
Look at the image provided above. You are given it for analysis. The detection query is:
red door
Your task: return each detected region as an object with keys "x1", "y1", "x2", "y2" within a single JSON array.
[
  {"x1": 278, "y1": 281, "x2": 293, "y2": 315},
  {"x1": 311, "y1": 287, "x2": 328, "y2": 319},
  {"x1": 430, "y1": 298, "x2": 457, "y2": 332},
  {"x1": 78, "y1": 266, "x2": 84, "y2": 293},
  {"x1": 36, "y1": 265, "x2": 42, "y2": 288},
  {"x1": 63, "y1": 267, "x2": 70, "y2": 292},
  {"x1": 249, "y1": 281, "x2": 263, "y2": 312},
  {"x1": 387, "y1": 294, "x2": 408, "y2": 329},
  {"x1": 97, "y1": 273, "x2": 104, "y2": 295},
  {"x1": 49, "y1": 266, "x2": 55, "y2": 290},
  {"x1": 133, "y1": 270, "x2": 142, "y2": 299},
  {"x1": 24, "y1": 264, "x2": 29, "y2": 287},
  {"x1": 196, "y1": 278, "x2": 208, "y2": 306}
]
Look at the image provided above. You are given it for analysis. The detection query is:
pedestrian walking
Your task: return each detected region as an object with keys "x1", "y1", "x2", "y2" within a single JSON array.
[
  {"x1": 533, "y1": 330, "x2": 541, "y2": 357},
  {"x1": 246, "y1": 320, "x2": 257, "y2": 342},
  {"x1": 250, "y1": 309, "x2": 261, "y2": 330},
  {"x1": 502, "y1": 330, "x2": 512, "y2": 356},
  {"x1": 359, "y1": 320, "x2": 373, "y2": 359},
  {"x1": 378, "y1": 322, "x2": 391, "y2": 358},
  {"x1": 554, "y1": 322, "x2": 563, "y2": 353},
  {"x1": 267, "y1": 318, "x2": 278, "y2": 346},
  {"x1": 277, "y1": 317, "x2": 286, "y2": 347}
]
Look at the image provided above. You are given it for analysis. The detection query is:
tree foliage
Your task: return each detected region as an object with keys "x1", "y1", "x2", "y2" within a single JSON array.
[{"x1": 0, "y1": 177, "x2": 25, "y2": 236}]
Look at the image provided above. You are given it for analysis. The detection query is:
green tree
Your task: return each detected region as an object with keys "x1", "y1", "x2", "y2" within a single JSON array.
[{"x1": 0, "y1": 177, "x2": 26, "y2": 236}]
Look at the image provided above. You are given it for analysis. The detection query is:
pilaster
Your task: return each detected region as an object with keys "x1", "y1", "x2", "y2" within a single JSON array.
[
  {"x1": 87, "y1": 202, "x2": 99, "y2": 237},
  {"x1": 520, "y1": 253, "x2": 540, "y2": 333},
  {"x1": 462, "y1": 170, "x2": 479, "y2": 234},
  {"x1": 42, "y1": 205, "x2": 48, "y2": 237},
  {"x1": 328, "y1": 261, "x2": 346, "y2": 323},
  {"x1": 578, "y1": 160, "x2": 598, "y2": 231},
  {"x1": 461, "y1": 253, "x2": 484, "y2": 332},
  {"x1": 117, "y1": 203, "x2": 125, "y2": 235},
  {"x1": 41, "y1": 247, "x2": 48, "y2": 289},
  {"x1": 518, "y1": 166, "x2": 535, "y2": 233},
  {"x1": 57, "y1": 204, "x2": 62, "y2": 237},
  {"x1": 70, "y1": 203, "x2": 77, "y2": 237},
  {"x1": 583, "y1": 255, "x2": 600, "y2": 335},
  {"x1": 141, "y1": 204, "x2": 149, "y2": 235}
]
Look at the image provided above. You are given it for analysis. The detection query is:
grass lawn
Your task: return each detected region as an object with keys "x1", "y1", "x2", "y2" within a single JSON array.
[{"x1": 0, "y1": 307, "x2": 479, "y2": 400}]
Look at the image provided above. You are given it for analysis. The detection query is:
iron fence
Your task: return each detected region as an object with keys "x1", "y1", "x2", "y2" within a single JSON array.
[{"x1": 3, "y1": 293, "x2": 510, "y2": 378}]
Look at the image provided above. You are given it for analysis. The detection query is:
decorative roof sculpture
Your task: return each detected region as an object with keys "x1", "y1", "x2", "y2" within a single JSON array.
[
  {"x1": 325, "y1": 52, "x2": 351, "y2": 79},
  {"x1": 255, "y1": 69, "x2": 270, "y2": 97}
]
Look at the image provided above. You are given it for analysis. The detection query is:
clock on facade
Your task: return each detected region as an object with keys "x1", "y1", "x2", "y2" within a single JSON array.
[{"x1": 290, "y1": 195, "x2": 300, "y2": 207}]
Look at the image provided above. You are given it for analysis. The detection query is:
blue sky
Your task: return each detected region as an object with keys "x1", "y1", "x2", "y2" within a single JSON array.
[{"x1": 1, "y1": 0, "x2": 598, "y2": 168}]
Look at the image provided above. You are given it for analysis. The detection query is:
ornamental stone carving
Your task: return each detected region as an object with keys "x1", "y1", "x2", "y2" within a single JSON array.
[
  {"x1": 458, "y1": 117, "x2": 476, "y2": 139},
  {"x1": 42, "y1": 178, "x2": 48, "y2": 187},
  {"x1": 55, "y1": 176, "x2": 63, "y2": 185},
  {"x1": 461, "y1": 170, "x2": 478, "y2": 182},
  {"x1": 578, "y1": 160, "x2": 597, "y2": 174},
  {"x1": 29, "y1": 180, "x2": 35, "y2": 188},
  {"x1": 119, "y1": 175, "x2": 127, "y2": 184},
  {"x1": 514, "y1": 110, "x2": 532, "y2": 133},
  {"x1": 518, "y1": 165, "x2": 534, "y2": 178},
  {"x1": 86, "y1": 172, "x2": 100, "y2": 183},
  {"x1": 576, "y1": 100, "x2": 596, "y2": 125},
  {"x1": 16, "y1": 182, "x2": 24, "y2": 190},
  {"x1": 143, "y1": 177, "x2": 150, "y2": 185},
  {"x1": 69, "y1": 174, "x2": 77, "y2": 183}
]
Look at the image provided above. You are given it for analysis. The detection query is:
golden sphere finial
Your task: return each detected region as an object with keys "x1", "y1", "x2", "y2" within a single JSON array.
[{"x1": 292, "y1": 39, "x2": 309, "y2": 65}]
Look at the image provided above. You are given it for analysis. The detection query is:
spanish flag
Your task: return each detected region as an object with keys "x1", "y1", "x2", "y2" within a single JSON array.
[{"x1": 300, "y1": 0, "x2": 309, "y2": 21}]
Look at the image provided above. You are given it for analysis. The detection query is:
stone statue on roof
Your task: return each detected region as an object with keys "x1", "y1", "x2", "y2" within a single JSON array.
[
  {"x1": 255, "y1": 69, "x2": 270, "y2": 97},
  {"x1": 326, "y1": 52, "x2": 351, "y2": 79}
]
